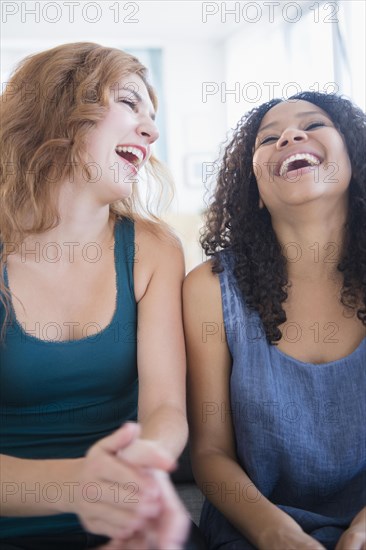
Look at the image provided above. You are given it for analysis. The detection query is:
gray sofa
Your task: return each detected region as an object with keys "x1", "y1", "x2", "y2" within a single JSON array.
[{"x1": 172, "y1": 444, "x2": 205, "y2": 526}]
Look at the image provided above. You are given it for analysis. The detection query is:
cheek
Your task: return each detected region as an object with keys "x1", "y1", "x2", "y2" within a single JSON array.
[
  {"x1": 253, "y1": 153, "x2": 271, "y2": 185},
  {"x1": 252, "y1": 159, "x2": 260, "y2": 183},
  {"x1": 252, "y1": 151, "x2": 263, "y2": 178},
  {"x1": 334, "y1": 142, "x2": 352, "y2": 184},
  {"x1": 252, "y1": 165, "x2": 268, "y2": 200},
  {"x1": 342, "y1": 157, "x2": 352, "y2": 186}
]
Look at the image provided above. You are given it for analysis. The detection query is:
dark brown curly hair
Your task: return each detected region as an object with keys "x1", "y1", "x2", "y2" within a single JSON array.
[{"x1": 200, "y1": 91, "x2": 366, "y2": 344}]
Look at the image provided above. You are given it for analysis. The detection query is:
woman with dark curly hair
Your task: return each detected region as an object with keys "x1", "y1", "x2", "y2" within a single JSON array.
[{"x1": 183, "y1": 91, "x2": 366, "y2": 550}]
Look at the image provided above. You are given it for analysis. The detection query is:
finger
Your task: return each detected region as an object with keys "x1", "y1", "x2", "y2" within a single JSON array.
[
  {"x1": 78, "y1": 477, "x2": 162, "y2": 539},
  {"x1": 83, "y1": 502, "x2": 152, "y2": 540},
  {"x1": 82, "y1": 469, "x2": 162, "y2": 510},
  {"x1": 97, "y1": 423, "x2": 141, "y2": 455},
  {"x1": 116, "y1": 439, "x2": 177, "y2": 472},
  {"x1": 152, "y1": 471, "x2": 190, "y2": 549},
  {"x1": 97, "y1": 534, "x2": 150, "y2": 550},
  {"x1": 123, "y1": 531, "x2": 151, "y2": 550},
  {"x1": 97, "y1": 455, "x2": 160, "y2": 503}
]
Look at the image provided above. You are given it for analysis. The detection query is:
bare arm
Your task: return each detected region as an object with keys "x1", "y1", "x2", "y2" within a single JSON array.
[
  {"x1": 105, "y1": 225, "x2": 190, "y2": 549},
  {"x1": 0, "y1": 453, "x2": 82, "y2": 516},
  {"x1": 183, "y1": 261, "x2": 325, "y2": 550},
  {"x1": 132, "y1": 223, "x2": 188, "y2": 460}
]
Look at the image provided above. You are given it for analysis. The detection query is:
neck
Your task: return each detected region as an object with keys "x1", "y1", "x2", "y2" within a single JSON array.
[
  {"x1": 271, "y1": 201, "x2": 348, "y2": 283},
  {"x1": 19, "y1": 181, "x2": 115, "y2": 263}
]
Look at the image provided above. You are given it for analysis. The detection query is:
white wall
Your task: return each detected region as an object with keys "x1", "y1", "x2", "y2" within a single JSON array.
[{"x1": 163, "y1": 40, "x2": 226, "y2": 215}]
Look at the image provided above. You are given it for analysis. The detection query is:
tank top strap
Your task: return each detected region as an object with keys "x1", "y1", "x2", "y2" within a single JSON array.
[
  {"x1": 217, "y1": 249, "x2": 265, "y2": 351},
  {"x1": 114, "y1": 216, "x2": 135, "y2": 309}
]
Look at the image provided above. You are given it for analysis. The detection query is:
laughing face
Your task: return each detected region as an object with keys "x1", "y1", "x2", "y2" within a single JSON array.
[
  {"x1": 252, "y1": 100, "x2": 352, "y2": 211},
  {"x1": 83, "y1": 73, "x2": 159, "y2": 203}
]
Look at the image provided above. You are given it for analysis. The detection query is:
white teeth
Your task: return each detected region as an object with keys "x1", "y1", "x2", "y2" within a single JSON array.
[
  {"x1": 115, "y1": 145, "x2": 144, "y2": 164},
  {"x1": 279, "y1": 153, "x2": 320, "y2": 177}
]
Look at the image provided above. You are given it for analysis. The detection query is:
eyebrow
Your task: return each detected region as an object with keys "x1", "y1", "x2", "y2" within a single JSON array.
[
  {"x1": 119, "y1": 87, "x2": 156, "y2": 121},
  {"x1": 258, "y1": 110, "x2": 331, "y2": 133}
]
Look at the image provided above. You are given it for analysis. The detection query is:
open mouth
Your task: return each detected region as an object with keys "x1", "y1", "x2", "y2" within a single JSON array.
[
  {"x1": 278, "y1": 153, "x2": 321, "y2": 177},
  {"x1": 115, "y1": 145, "x2": 145, "y2": 170}
]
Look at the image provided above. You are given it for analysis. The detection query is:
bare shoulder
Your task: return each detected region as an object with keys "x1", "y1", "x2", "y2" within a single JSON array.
[
  {"x1": 133, "y1": 218, "x2": 185, "y2": 302},
  {"x1": 183, "y1": 259, "x2": 223, "y2": 321},
  {"x1": 135, "y1": 218, "x2": 183, "y2": 259},
  {"x1": 184, "y1": 259, "x2": 221, "y2": 300}
]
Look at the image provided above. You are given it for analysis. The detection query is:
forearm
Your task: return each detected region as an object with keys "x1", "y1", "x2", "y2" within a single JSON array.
[
  {"x1": 350, "y1": 507, "x2": 366, "y2": 526},
  {"x1": 0, "y1": 453, "x2": 82, "y2": 516},
  {"x1": 139, "y1": 405, "x2": 188, "y2": 461},
  {"x1": 192, "y1": 450, "x2": 304, "y2": 549}
]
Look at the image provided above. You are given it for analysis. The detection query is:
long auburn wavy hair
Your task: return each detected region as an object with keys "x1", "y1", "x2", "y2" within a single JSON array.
[
  {"x1": 201, "y1": 91, "x2": 366, "y2": 344},
  {"x1": 0, "y1": 42, "x2": 173, "y2": 337}
]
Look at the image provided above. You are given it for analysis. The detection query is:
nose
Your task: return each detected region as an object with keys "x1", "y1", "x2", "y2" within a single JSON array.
[
  {"x1": 276, "y1": 127, "x2": 307, "y2": 149},
  {"x1": 137, "y1": 115, "x2": 159, "y2": 144}
]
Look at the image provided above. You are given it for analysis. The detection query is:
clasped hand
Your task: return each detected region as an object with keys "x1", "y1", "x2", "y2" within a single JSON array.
[{"x1": 70, "y1": 422, "x2": 189, "y2": 549}]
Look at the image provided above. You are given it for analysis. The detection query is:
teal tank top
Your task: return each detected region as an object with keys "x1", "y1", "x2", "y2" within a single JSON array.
[{"x1": 0, "y1": 217, "x2": 138, "y2": 537}]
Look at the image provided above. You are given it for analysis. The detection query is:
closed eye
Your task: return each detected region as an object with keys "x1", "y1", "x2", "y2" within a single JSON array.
[
  {"x1": 119, "y1": 98, "x2": 138, "y2": 110},
  {"x1": 305, "y1": 121, "x2": 326, "y2": 130},
  {"x1": 259, "y1": 135, "x2": 278, "y2": 145},
  {"x1": 258, "y1": 121, "x2": 327, "y2": 146}
]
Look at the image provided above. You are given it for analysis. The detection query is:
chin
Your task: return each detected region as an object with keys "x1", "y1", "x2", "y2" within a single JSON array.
[
  {"x1": 284, "y1": 194, "x2": 328, "y2": 206},
  {"x1": 100, "y1": 187, "x2": 133, "y2": 205}
]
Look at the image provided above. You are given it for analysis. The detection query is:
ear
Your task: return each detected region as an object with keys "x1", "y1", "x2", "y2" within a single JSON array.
[{"x1": 259, "y1": 197, "x2": 265, "y2": 209}]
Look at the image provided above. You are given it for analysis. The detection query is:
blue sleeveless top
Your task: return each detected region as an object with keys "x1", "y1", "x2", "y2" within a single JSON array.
[
  {"x1": 0, "y1": 217, "x2": 138, "y2": 538},
  {"x1": 200, "y1": 250, "x2": 366, "y2": 550}
]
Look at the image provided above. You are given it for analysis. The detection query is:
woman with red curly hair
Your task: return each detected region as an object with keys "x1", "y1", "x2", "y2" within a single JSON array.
[
  {"x1": 184, "y1": 92, "x2": 366, "y2": 550},
  {"x1": 0, "y1": 42, "x2": 191, "y2": 549}
]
